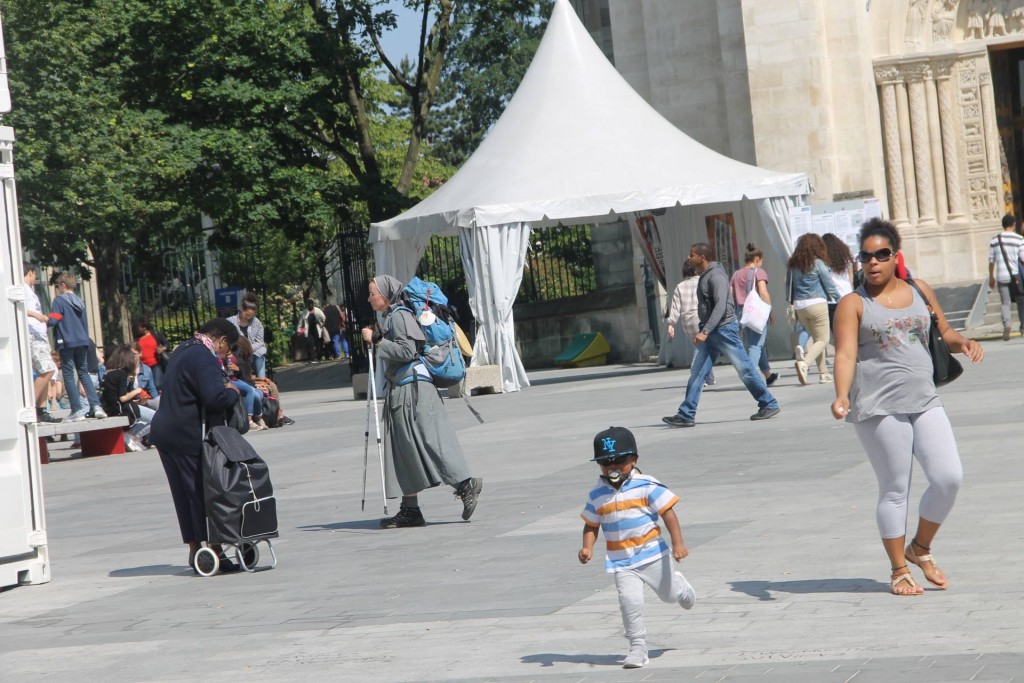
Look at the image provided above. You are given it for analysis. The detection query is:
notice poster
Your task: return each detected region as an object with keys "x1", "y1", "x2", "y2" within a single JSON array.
[
  {"x1": 789, "y1": 198, "x2": 883, "y2": 251},
  {"x1": 704, "y1": 212, "x2": 740, "y2": 275},
  {"x1": 811, "y1": 213, "x2": 836, "y2": 236},
  {"x1": 633, "y1": 214, "x2": 666, "y2": 287},
  {"x1": 789, "y1": 205, "x2": 812, "y2": 239}
]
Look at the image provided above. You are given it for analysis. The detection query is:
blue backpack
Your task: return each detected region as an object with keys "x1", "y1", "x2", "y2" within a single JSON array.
[{"x1": 391, "y1": 277, "x2": 467, "y2": 388}]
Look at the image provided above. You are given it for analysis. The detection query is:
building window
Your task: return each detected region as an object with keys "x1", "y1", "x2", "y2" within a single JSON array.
[{"x1": 570, "y1": 0, "x2": 614, "y2": 64}]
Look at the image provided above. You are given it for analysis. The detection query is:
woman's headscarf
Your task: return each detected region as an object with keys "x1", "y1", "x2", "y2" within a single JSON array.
[{"x1": 373, "y1": 275, "x2": 405, "y2": 307}]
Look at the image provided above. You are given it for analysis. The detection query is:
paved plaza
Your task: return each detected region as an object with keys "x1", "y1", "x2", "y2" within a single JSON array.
[{"x1": 1, "y1": 338, "x2": 1023, "y2": 682}]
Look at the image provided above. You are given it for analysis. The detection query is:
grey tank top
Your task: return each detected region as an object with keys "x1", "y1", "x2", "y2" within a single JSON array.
[{"x1": 847, "y1": 284, "x2": 941, "y2": 423}]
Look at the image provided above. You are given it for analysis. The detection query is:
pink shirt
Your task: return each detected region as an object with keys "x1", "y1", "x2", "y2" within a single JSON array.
[{"x1": 729, "y1": 266, "x2": 767, "y2": 307}]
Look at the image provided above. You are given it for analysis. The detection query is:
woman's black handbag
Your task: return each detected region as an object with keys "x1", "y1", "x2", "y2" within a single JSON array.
[
  {"x1": 226, "y1": 393, "x2": 250, "y2": 435},
  {"x1": 907, "y1": 279, "x2": 963, "y2": 387}
]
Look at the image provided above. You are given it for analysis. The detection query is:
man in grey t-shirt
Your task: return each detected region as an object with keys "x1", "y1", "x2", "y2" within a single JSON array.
[{"x1": 662, "y1": 243, "x2": 780, "y2": 428}]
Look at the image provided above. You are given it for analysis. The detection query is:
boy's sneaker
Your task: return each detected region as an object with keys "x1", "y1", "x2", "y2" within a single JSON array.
[
  {"x1": 89, "y1": 406, "x2": 107, "y2": 419},
  {"x1": 750, "y1": 406, "x2": 780, "y2": 421},
  {"x1": 36, "y1": 408, "x2": 62, "y2": 424},
  {"x1": 67, "y1": 409, "x2": 88, "y2": 422},
  {"x1": 455, "y1": 478, "x2": 483, "y2": 520},
  {"x1": 379, "y1": 506, "x2": 426, "y2": 529},
  {"x1": 676, "y1": 571, "x2": 697, "y2": 610},
  {"x1": 622, "y1": 645, "x2": 648, "y2": 669}
]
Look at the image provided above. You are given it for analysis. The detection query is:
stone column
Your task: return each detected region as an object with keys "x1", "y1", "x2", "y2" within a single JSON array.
[
  {"x1": 980, "y1": 71, "x2": 1001, "y2": 180},
  {"x1": 934, "y1": 60, "x2": 964, "y2": 219},
  {"x1": 906, "y1": 65, "x2": 936, "y2": 226},
  {"x1": 876, "y1": 65, "x2": 909, "y2": 226},
  {"x1": 925, "y1": 76, "x2": 949, "y2": 222},
  {"x1": 895, "y1": 81, "x2": 919, "y2": 225}
]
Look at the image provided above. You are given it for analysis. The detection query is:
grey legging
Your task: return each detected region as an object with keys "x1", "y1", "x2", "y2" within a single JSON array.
[{"x1": 853, "y1": 407, "x2": 963, "y2": 539}]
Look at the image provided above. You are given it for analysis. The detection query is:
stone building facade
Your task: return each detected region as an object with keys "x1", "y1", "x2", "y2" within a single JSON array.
[{"x1": 572, "y1": 0, "x2": 1024, "y2": 284}]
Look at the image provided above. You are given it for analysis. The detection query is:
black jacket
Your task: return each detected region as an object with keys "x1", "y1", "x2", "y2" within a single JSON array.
[{"x1": 150, "y1": 340, "x2": 238, "y2": 454}]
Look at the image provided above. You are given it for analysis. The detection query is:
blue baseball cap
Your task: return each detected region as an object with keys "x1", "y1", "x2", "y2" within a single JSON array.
[{"x1": 592, "y1": 426, "x2": 638, "y2": 461}]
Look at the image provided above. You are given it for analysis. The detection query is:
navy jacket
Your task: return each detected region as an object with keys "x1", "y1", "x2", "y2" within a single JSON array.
[
  {"x1": 150, "y1": 340, "x2": 239, "y2": 455},
  {"x1": 49, "y1": 292, "x2": 92, "y2": 349}
]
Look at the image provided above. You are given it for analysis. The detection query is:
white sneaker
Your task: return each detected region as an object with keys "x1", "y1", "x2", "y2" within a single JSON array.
[
  {"x1": 676, "y1": 571, "x2": 697, "y2": 610},
  {"x1": 67, "y1": 409, "x2": 88, "y2": 422},
  {"x1": 794, "y1": 360, "x2": 809, "y2": 385},
  {"x1": 622, "y1": 645, "x2": 649, "y2": 669},
  {"x1": 126, "y1": 436, "x2": 145, "y2": 452},
  {"x1": 91, "y1": 406, "x2": 107, "y2": 419},
  {"x1": 794, "y1": 345, "x2": 805, "y2": 362},
  {"x1": 819, "y1": 372, "x2": 834, "y2": 384}
]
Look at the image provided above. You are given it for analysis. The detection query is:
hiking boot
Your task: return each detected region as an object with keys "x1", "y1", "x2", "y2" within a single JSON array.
[
  {"x1": 36, "y1": 408, "x2": 62, "y2": 424},
  {"x1": 456, "y1": 478, "x2": 483, "y2": 521},
  {"x1": 380, "y1": 506, "x2": 426, "y2": 529},
  {"x1": 622, "y1": 645, "x2": 648, "y2": 669},
  {"x1": 662, "y1": 414, "x2": 695, "y2": 428},
  {"x1": 750, "y1": 406, "x2": 780, "y2": 421}
]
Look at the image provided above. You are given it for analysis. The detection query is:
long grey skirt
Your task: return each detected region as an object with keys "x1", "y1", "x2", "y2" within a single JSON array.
[{"x1": 382, "y1": 381, "x2": 471, "y2": 498}]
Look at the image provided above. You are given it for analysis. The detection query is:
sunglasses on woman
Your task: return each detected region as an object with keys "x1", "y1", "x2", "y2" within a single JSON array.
[
  {"x1": 857, "y1": 248, "x2": 894, "y2": 263},
  {"x1": 596, "y1": 455, "x2": 632, "y2": 466}
]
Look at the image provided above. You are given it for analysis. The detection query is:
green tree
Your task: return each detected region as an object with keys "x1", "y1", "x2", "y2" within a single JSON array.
[{"x1": 2, "y1": 0, "x2": 202, "y2": 343}]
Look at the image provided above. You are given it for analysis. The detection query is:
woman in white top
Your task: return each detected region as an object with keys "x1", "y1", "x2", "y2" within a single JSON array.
[
  {"x1": 666, "y1": 261, "x2": 715, "y2": 386},
  {"x1": 822, "y1": 233, "x2": 856, "y2": 331}
]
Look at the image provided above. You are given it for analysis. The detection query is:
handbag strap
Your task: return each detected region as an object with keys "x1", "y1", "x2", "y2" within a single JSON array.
[
  {"x1": 904, "y1": 278, "x2": 949, "y2": 340},
  {"x1": 997, "y1": 234, "x2": 1017, "y2": 277},
  {"x1": 746, "y1": 267, "x2": 758, "y2": 295}
]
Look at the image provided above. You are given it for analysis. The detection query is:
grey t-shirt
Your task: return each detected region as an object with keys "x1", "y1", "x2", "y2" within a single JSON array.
[{"x1": 847, "y1": 284, "x2": 941, "y2": 423}]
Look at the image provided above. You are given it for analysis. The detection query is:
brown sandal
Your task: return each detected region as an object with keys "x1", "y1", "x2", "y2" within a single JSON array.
[
  {"x1": 905, "y1": 539, "x2": 947, "y2": 589},
  {"x1": 890, "y1": 565, "x2": 922, "y2": 596}
]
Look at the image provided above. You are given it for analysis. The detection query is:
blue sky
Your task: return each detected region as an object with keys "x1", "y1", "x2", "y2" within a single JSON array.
[{"x1": 377, "y1": 1, "x2": 424, "y2": 64}]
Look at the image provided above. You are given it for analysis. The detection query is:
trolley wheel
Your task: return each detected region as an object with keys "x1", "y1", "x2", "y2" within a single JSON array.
[
  {"x1": 237, "y1": 541, "x2": 259, "y2": 571},
  {"x1": 194, "y1": 547, "x2": 220, "y2": 577}
]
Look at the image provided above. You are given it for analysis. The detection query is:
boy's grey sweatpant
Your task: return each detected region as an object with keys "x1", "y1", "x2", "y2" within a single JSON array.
[{"x1": 614, "y1": 554, "x2": 688, "y2": 646}]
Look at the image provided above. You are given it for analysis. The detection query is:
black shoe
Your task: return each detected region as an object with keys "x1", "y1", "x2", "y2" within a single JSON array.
[
  {"x1": 766, "y1": 372, "x2": 779, "y2": 386},
  {"x1": 218, "y1": 554, "x2": 241, "y2": 573},
  {"x1": 36, "y1": 409, "x2": 63, "y2": 424},
  {"x1": 380, "y1": 506, "x2": 426, "y2": 529},
  {"x1": 662, "y1": 415, "x2": 695, "y2": 428},
  {"x1": 750, "y1": 406, "x2": 780, "y2": 421},
  {"x1": 280, "y1": 416, "x2": 295, "y2": 426},
  {"x1": 455, "y1": 478, "x2": 483, "y2": 521}
]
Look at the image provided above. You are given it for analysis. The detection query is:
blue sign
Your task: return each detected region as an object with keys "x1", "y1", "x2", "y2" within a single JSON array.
[{"x1": 215, "y1": 287, "x2": 245, "y2": 312}]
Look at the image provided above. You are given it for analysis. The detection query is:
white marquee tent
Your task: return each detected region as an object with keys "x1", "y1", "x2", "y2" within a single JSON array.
[{"x1": 369, "y1": 0, "x2": 809, "y2": 392}]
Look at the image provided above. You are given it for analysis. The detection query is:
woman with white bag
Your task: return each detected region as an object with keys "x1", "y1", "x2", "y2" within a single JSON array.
[{"x1": 729, "y1": 244, "x2": 779, "y2": 386}]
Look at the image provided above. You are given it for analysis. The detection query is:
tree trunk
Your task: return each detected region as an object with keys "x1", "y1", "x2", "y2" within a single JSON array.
[{"x1": 90, "y1": 242, "x2": 133, "y2": 345}]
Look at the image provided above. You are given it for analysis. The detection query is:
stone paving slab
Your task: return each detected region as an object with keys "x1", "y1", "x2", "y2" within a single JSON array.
[{"x1": 1, "y1": 339, "x2": 1023, "y2": 681}]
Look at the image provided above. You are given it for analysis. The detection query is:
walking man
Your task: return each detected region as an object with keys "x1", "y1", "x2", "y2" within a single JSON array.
[
  {"x1": 988, "y1": 213, "x2": 1024, "y2": 340},
  {"x1": 662, "y1": 243, "x2": 780, "y2": 428}
]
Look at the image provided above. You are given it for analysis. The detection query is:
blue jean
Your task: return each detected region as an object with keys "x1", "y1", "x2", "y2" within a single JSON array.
[
  {"x1": 59, "y1": 346, "x2": 99, "y2": 413},
  {"x1": 676, "y1": 321, "x2": 778, "y2": 420},
  {"x1": 253, "y1": 355, "x2": 267, "y2": 379},
  {"x1": 736, "y1": 304, "x2": 771, "y2": 375},
  {"x1": 232, "y1": 380, "x2": 264, "y2": 418},
  {"x1": 330, "y1": 332, "x2": 348, "y2": 358}
]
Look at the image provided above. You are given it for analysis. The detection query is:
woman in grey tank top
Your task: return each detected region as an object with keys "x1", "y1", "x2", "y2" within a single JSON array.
[{"x1": 830, "y1": 219, "x2": 984, "y2": 596}]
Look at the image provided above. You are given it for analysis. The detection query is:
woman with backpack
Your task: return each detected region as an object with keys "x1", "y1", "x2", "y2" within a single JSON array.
[{"x1": 362, "y1": 275, "x2": 482, "y2": 529}]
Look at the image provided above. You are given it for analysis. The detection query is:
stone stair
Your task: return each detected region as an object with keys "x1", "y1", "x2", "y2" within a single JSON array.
[{"x1": 981, "y1": 285, "x2": 1024, "y2": 330}]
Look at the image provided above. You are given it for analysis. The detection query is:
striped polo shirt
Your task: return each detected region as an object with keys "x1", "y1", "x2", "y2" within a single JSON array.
[
  {"x1": 580, "y1": 473, "x2": 680, "y2": 573},
  {"x1": 989, "y1": 231, "x2": 1024, "y2": 283}
]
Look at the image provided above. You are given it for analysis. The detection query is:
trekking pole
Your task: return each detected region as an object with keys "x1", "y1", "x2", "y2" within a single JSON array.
[
  {"x1": 367, "y1": 345, "x2": 388, "y2": 515},
  {"x1": 360, "y1": 346, "x2": 373, "y2": 511}
]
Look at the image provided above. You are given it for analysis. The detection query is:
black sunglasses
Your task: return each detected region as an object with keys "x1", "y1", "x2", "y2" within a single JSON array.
[
  {"x1": 857, "y1": 248, "x2": 894, "y2": 263},
  {"x1": 596, "y1": 454, "x2": 632, "y2": 466}
]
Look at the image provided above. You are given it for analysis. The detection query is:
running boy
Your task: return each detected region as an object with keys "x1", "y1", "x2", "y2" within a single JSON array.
[{"x1": 578, "y1": 426, "x2": 696, "y2": 669}]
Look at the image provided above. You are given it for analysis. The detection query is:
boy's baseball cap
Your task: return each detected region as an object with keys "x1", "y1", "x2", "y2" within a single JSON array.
[{"x1": 592, "y1": 426, "x2": 638, "y2": 461}]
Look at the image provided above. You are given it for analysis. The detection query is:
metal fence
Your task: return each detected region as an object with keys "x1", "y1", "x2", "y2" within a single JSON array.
[{"x1": 416, "y1": 224, "x2": 597, "y2": 314}]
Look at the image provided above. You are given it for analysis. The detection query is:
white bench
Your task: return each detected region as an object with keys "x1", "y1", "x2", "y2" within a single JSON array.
[{"x1": 31, "y1": 417, "x2": 130, "y2": 464}]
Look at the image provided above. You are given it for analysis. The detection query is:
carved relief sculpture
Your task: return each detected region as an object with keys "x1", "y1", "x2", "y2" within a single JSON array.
[
  {"x1": 906, "y1": 0, "x2": 930, "y2": 47},
  {"x1": 1008, "y1": 0, "x2": 1024, "y2": 32},
  {"x1": 932, "y1": 0, "x2": 959, "y2": 43},
  {"x1": 988, "y1": 0, "x2": 1008, "y2": 36},
  {"x1": 967, "y1": 0, "x2": 986, "y2": 39}
]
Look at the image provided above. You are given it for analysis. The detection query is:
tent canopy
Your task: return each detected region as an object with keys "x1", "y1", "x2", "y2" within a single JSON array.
[{"x1": 369, "y1": 0, "x2": 808, "y2": 243}]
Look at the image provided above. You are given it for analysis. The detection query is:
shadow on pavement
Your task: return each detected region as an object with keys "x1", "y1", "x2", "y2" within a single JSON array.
[
  {"x1": 109, "y1": 564, "x2": 187, "y2": 578},
  {"x1": 520, "y1": 648, "x2": 670, "y2": 668},
  {"x1": 298, "y1": 519, "x2": 466, "y2": 532},
  {"x1": 731, "y1": 578, "x2": 890, "y2": 600}
]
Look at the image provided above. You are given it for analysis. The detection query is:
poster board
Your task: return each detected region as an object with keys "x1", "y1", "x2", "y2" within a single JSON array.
[{"x1": 788, "y1": 198, "x2": 882, "y2": 251}]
